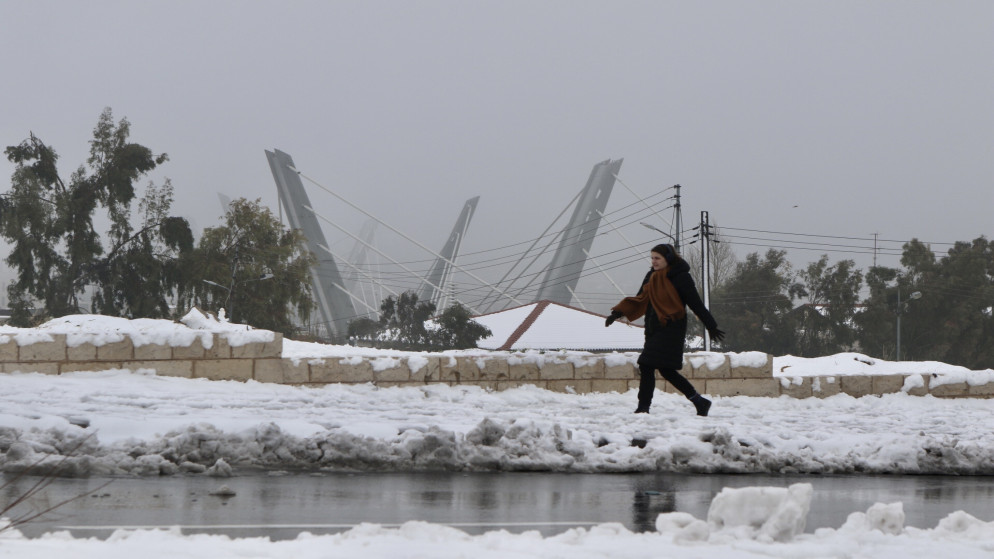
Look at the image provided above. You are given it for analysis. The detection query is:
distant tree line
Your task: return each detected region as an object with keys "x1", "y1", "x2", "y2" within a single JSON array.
[{"x1": 703, "y1": 239, "x2": 993, "y2": 369}]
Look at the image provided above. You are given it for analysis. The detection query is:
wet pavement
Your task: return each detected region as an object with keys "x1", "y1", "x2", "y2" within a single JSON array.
[{"x1": 4, "y1": 471, "x2": 994, "y2": 539}]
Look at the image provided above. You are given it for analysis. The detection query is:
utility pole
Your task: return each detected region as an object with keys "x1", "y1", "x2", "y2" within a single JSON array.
[
  {"x1": 701, "y1": 211, "x2": 712, "y2": 351},
  {"x1": 673, "y1": 184, "x2": 682, "y2": 252}
]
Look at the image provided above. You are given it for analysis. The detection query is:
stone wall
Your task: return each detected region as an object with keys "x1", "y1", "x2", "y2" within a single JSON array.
[
  {"x1": 2, "y1": 334, "x2": 990, "y2": 398},
  {"x1": 0, "y1": 333, "x2": 285, "y2": 382}
]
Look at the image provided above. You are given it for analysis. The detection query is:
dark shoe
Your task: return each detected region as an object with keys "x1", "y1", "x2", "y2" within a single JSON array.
[
  {"x1": 691, "y1": 395, "x2": 711, "y2": 417},
  {"x1": 634, "y1": 405, "x2": 650, "y2": 414}
]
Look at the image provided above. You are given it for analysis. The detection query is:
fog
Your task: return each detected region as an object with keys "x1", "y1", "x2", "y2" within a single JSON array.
[{"x1": 1, "y1": 1, "x2": 991, "y2": 309}]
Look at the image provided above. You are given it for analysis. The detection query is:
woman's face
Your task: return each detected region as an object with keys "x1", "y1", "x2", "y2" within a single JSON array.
[{"x1": 651, "y1": 251, "x2": 668, "y2": 271}]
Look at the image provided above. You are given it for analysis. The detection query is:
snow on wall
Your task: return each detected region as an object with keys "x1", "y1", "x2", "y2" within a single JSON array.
[
  {"x1": 0, "y1": 310, "x2": 274, "y2": 349},
  {"x1": 1, "y1": 314, "x2": 992, "y2": 398}
]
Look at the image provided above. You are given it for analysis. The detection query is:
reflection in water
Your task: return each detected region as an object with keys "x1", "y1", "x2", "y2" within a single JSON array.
[
  {"x1": 2, "y1": 472, "x2": 994, "y2": 540},
  {"x1": 630, "y1": 475, "x2": 677, "y2": 532},
  {"x1": 919, "y1": 478, "x2": 994, "y2": 503},
  {"x1": 472, "y1": 488, "x2": 498, "y2": 511},
  {"x1": 417, "y1": 490, "x2": 454, "y2": 506}
]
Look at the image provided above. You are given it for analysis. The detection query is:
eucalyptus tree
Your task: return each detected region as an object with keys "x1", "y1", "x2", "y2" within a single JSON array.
[
  {"x1": 178, "y1": 198, "x2": 315, "y2": 337},
  {"x1": 787, "y1": 256, "x2": 863, "y2": 357},
  {"x1": 934, "y1": 237, "x2": 994, "y2": 368},
  {"x1": 709, "y1": 249, "x2": 797, "y2": 354},
  {"x1": 857, "y1": 237, "x2": 993, "y2": 367},
  {"x1": 1, "y1": 108, "x2": 190, "y2": 323}
]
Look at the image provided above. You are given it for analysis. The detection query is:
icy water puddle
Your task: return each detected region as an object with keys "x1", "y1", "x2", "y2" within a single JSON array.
[{"x1": 4, "y1": 472, "x2": 994, "y2": 540}]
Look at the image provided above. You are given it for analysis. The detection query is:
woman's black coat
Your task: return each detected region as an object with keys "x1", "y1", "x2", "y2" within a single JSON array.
[{"x1": 635, "y1": 258, "x2": 719, "y2": 371}]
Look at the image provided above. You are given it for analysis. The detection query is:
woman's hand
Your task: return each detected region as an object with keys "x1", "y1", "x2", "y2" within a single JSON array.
[{"x1": 707, "y1": 327, "x2": 726, "y2": 342}]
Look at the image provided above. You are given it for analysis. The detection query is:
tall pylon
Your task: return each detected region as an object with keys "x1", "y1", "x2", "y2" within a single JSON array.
[
  {"x1": 417, "y1": 196, "x2": 479, "y2": 309},
  {"x1": 265, "y1": 149, "x2": 357, "y2": 340},
  {"x1": 535, "y1": 158, "x2": 623, "y2": 306}
]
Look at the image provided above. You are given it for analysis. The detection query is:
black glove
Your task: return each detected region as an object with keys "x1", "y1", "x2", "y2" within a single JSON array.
[
  {"x1": 605, "y1": 311, "x2": 623, "y2": 327},
  {"x1": 708, "y1": 327, "x2": 726, "y2": 343}
]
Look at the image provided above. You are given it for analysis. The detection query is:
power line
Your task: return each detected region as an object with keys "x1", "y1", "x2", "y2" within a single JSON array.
[
  {"x1": 719, "y1": 233, "x2": 902, "y2": 253},
  {"x1": 725, "y1": 240, "x2": 940, "y2": 259},
  {"x1": 719, "y1": 225, "x2": 961, "y2": 247},
  {"x1": 335, "y1": 188, "x2": 677, "y2": 269}
]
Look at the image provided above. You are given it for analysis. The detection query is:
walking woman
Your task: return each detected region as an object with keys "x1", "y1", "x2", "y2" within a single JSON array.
[{"x1": 605, "y1": 244, "x2": 725, "y2": 416}]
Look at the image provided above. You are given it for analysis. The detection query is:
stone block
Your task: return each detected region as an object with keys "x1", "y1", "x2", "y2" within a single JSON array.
[
  {"x1": 172, "y1": 337, "x2": 206, "y2": 359},
  {"x1": 545, "y1": 380, "x2": 591, "y2": 394},
  {"x1": 472, "y1": 380, "x2": 498, "y2": 391},
  {"x1": 872, "y1": 374, "x2": 907, "y2": 395},
  {"x1": 133, "y1": 343, "x2": 173, "y2": 360},
  {"x1": 538, "y1": 361, "x2": 573, "y2": 380},
  {"x1": 660, "y1": 380, "x2": 681, "y2": 394},
  {"x1": 400, "y1": 357, "x2": 431, "y2": 383},
  {"x1": 194, "y1": 359, "x2": 254, "y2": 381},
  {"x1": 204, "y1": 336, "x2": 231, "y2": 359},
  {"x1": 3, "y1": 362, "x2": 59, "y2": 375},
  {"x1": 705, "y1": 378, "x2": 780, "y2": 398},
  {"x1": 254, "y1": 359, "x2": 308, "y2": 384},
  {"x1": 0, "y1": 338, "x2": 17, "y2": 361},
  {"x1": 590, "y1": 379, "x2": 631, "y2": 394},
  {"x1": 901, "y1": 374, "x2": 930, "y2": 397},
  {"x1": 231, "y1": 333, "x2": 283, "y2": 359},
  {"x1": 810, "y1": 376, "x2": 840, "y2": 398},
  {"x1": 376, "y1": 381, "x2": 414, "y2": 388},
  {"x1": 496, "y1": 380, "x2": 531, "y2": 391},
  {"x1": 97, "y1": 338, "x2": 134, "y2": 361},
  {"x1": 19, "y1": 334, "x2": 67, "y2": 362},
  {"x1": 478, "y1": 358, "x2": 510, "y2": 381},
  {"x1": 67, "y1": 342, "x2": 97, "y2": 361},
  {"x1": 688, "y1": 353, "x2": 730, "y2": 379},
  {"x1": 604, "y1": 361, "x2": 637, "y2": 379},
  {"x1": 440, "y1": 356, "x2": 481, "y2": 382},
  {"x1": 968, "y1": 381, "x2": 994, "y2": 398},
  {"x1": 61, "y1": 361, "x2": 123, "y2": 373},
  {"x1": 627, "y1": 380, "x2": 641, "y2": 392},
  {"x1": 778, "y1": 377, "x2": 813, "y2": 399},
  {"x1": 123, "y1": 360, "x2": 194, "y2": 378},
  {"x1": 574, "y1": 359, "x2": 604, "y2": 380},
  {"x1": 729, "y1": 354, "x2": 773, "y2": 379},
  {"x1": 507, "y1": 362, "x2": 540, "y2": 381},
  {"x1": 929, "y1": 380, "x2": 969, "y2": 398},
  {"x1": 839, "y1": 375, "x2": 873, "y2": 397},
  {"x1": 436, "y1": 356, "x2": 458, "y2": 381},
  {"x1": 677, "y1": 361, "x2": 694, "y2": 379},
  {"x1": 375, "y1": 362, "x2": 414, "y2": 382},
  {"x1": 416, "y1": 357, "x2": 441, "y2": 382},
  {"x1": 310, "y1": 358, "x2": 374, "y2": 383}
]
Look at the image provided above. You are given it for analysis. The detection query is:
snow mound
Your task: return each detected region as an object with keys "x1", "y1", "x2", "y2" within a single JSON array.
[
  {"x1": 0, "y1": 310, "x2": 275, "y2": 350},
  {"x1": 2, "y1": 371, "x2": 994, "y2": 477},
  {"x1": 706, "y1": 483, "x2": 812, "y2": 542},
  {"x1": 841, "y1": 501, "x2": 906, "y2": 535}
]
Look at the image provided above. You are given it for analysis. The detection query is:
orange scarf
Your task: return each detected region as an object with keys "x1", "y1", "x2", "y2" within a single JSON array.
[{"x1": 612, "y1": 270, "x2": 686, "y2": 323}]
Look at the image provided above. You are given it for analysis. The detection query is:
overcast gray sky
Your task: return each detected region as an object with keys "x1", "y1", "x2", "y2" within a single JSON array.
[{"x1": 1, "y1": 1, "x2": 991, "y2": 310}]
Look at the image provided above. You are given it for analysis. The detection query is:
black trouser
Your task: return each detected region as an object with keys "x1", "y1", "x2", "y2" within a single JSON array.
[{"x1": 637, "y1": 363, "x2": 699, "y2": 406}]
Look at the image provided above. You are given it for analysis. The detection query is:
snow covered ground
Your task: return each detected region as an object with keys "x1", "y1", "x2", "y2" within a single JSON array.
[
  {"x1": 3, "y1": 369, "x2": 994, "y2": 477},
  {"x1": 2, "y1": 314, "x2": 994, "y2": 557}
]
